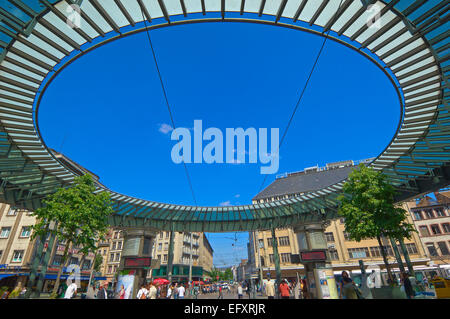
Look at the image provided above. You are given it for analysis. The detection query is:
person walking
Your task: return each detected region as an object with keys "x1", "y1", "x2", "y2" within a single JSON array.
[
  {"x1": 178, "y1": 283, "x2": 185, "y2": 299},
  {"x1": 265, "y1": 277, "x2": 275, "y2": 299},
  {"x1": 97, "y1": 283, "x2": 108, "y2": 299},
  {"x1": 64, "y1": 281, "x2": 78, "y2": 299},
  {"x1": 218, "y1": 285, "x2": 223, "y2": 299},
  {"x1": 279, "y1": 280, "x2": 291, "y2": 299},
  {"x1": 136, "y1": 284, "x2": 148, "y2": 299},
  {"x1": 167, "y1": 285, "x2": 173, "y2": 299},
  {"x1": 173, "y1": 283, "x2": 179, "y2": 299},
  {"x1": 148, "y1": 283, "x2": 157, "y2": 299},
  {"x1": 237, "y1": 283, "x2": 243, "y2": 299},
  {"x1": 339, "y1": 271, "x2": 357, "y2": 299},
  {"x1": 401, "y1": 272, "x2": 415, "y2": 299},
  {"x1": 300, "y1": 277, "x2": 308, "y2": 299}
]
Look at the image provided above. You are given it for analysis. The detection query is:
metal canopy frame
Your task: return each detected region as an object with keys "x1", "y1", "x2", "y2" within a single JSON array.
[{"x1": 0, "y1": 0, "x2": 448, "y2": 232}]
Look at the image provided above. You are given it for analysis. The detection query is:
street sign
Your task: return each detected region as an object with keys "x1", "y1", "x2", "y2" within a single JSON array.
[
  {"x1": 124, "y1": 257, "x2": 152, "y2": 268},
  {"x1": 300, "y1": 250, "x2": 327, "y2": 262}
]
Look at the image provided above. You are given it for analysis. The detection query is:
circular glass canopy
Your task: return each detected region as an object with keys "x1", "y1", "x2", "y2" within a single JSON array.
[{"x1": 0, "y1": 0, "x2": 447, "y2": 232}]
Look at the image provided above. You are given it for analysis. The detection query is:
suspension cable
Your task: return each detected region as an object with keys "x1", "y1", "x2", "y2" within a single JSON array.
[
  {"x1": 139, "y1": 8, "x2": 198, "y2": 205},
  {"x1": 257, "y1": 0, "x2": 345, "y2": 194}
]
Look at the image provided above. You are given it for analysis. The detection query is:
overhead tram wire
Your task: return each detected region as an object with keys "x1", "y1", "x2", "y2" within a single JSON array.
[
  {"x1": 139, "y1": 8, "x2": 198, "y2": 206},
  {"x1": 257, "y1": 0, "x2": 345, "y2": 194}
]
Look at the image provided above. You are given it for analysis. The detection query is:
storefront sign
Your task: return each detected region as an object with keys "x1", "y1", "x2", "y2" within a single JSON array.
[
  {"x1": 300, "y1": 250, "x2": 327, "y2": 262},
  {"x1": 124, "y1": 257, "x2": 151, "y2": 268}
]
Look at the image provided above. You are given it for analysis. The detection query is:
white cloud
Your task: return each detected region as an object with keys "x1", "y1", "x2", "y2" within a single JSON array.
[
  {"x1": 219, "y1": 201, "x2": 231, "y2": 206},
  {"x1": 235, "y1": 194, "x2": 240, "y2": 198},
  {"x1": 158, "y1": 123, "x2": 173, "y2": 134}
]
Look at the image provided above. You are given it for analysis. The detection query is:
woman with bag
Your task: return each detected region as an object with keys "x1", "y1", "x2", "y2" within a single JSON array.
[{"x1": 339, "y1": 271, "x2": 358, "y2": 299}]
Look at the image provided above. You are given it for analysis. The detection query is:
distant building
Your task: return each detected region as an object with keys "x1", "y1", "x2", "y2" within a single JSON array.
[
  {"x1": 403, "y1": 191, "x2": 450, "y2": 277},
  {"x1": 249, "y1": 159, "x2": 431, "y2": 285}
]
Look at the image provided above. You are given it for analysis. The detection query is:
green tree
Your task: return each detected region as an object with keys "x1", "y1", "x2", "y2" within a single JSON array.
[
  {"x1": 337, "y1": 164, "x2": 416, "y2": 285},
  {"x1": 94, "y1": 254, "x2": 103, "y2": 273},
  {"x1": 223, "y1": 268, "x2": 233, "y2": 281},
  {"x1": 31, "y1": 174, "x2": 113, "y2": 296},
  {"x1": 208, "y1": 267, "x2": 221, "y2": 282}
]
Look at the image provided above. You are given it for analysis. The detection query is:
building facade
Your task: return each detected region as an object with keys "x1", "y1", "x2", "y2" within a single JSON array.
[
  {"x1": 151, "y1": 231, "x2": 214, "y2": 282},
  {"x1": 403, "y1": 191, "x2": 450, "y2": 277},
  {"x1": 0, "y1": 202, "x2": 101, "y2": 292},
  {"x1": 249, "y1": 160, "x2": 432, "y2": 285}
]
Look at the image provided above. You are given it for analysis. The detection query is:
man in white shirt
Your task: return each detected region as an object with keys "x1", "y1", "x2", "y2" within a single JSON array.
[
  {"x1": 136, "y1": 284, "x2": 148, "y2": 299},
  {"x1": 178, "y1": 284, "x2": 185, "y2": 299},
  {"x1": 64, "y1": 282, "x2": 77, "y2": 299}
]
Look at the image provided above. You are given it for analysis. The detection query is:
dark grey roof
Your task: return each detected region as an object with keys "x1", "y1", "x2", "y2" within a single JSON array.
[{"x1": 253, "y1": 166, "x2": 356, "y2": 200}]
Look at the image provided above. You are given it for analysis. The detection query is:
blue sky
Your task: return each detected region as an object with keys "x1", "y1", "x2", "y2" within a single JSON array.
[{"x1": 38, "y1": 22, "x2": 399, "y2": 266}]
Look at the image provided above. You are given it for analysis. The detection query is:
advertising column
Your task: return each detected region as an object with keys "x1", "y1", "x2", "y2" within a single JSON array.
[
  {"x1": 119, "y1": 228, "x2": 157, "y2": 299},
  {"x1": 293, "y1": 221, "x2": 338, "y2": 299}
]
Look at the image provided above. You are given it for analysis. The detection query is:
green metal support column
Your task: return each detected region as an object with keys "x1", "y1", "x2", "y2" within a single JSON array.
[
  {"x1": 167, "y1": 229, "x2": 175, "y2": 283},
  {"x1": 25, "y1": 231, "x2": 47, "y2": 298},
  {"x1": 390, "y1": 237, "x2": 405, "y2": 275},
  {"x1": 34, "y1": 232, "x2": 57, "y2": 297},
  {"x1": 399, "y1": 238, "x2": 415, "y2": 276},
  {"x1": 271, "y1": 228, "x2": 281, "y2": 298}
]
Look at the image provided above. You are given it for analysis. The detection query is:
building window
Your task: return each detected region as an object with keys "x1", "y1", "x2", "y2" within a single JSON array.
[
  {"x1": 426, "y1": 243, "x2": 438, "y2": 257},
  {"x1": 435, "y1": 208, "x2": 446, "y2": 217},
  {"x1": 325, "y1": 232, "x2": 335, "y2": 242},
  {"x1": 405, "y1": 243, "x2": 418, "y2": 255},
  {"x1": 7, "y1": 208, "x2": 17, "y2": 216},
  {"x1": 53, "y1": 255, "x2": 63, "y2": 266},
  {"x1": 164, "y1": 243, "x2": 168, "y2": 251},
  {"x1": 0, "y1": 250, "x2": 2, "y2": 260},
  {"x1": 69, "y1": 257, "x2": 79, "y2": 265},
  {"x1": 430, "y1": 224, "x2": 441, "y2": 235},
  {"x1": 269, "y1": 254, "x2": 274, "y2": 264},
  {"x1": 110, "y1": 253, "x2": 114, "y2": 262},
  {"x1": 20, "y1": 226, "x2": 31, "y2": 238},
  {"x1": 258, "y1": 239, "x2": 264, "y2": 249},
  {"x1": 112, "y1": 242, "x2": 116, "y2": 250},
  {"x1": 163, "y1": 254, "x2": 168, "y2": 262},
  {"x1": 260, "y1": 256, "x2": 265, "y2": 267},
  {"x1": 82, "y1": 260, "x2": 91, "y2": 270},
  {"x1": 158, "y1": 243, "x2": 162, "y2": 251},
  {"x1": 329, "y1": 249, "x2": 339, "y2": 260},
  {"x1": 348, "y1": 248, "x2": 370, "y2": 259},
  {"x1": 413, "y1": 211, "x2": 423, "y2": 220},
  {"x1": 267, "y1": 238, "x2": 273, "y2": 247},
  {"x1": 437, "y1": 242, "x2": 449, "y2": 256},
  {"x1": 281, "y1": 253, "x2": 291, "y2": 263},
  {"x1": 343, "y1": 232, "x2": 351, "y2": 241},
  {"x1": 419, "y1": 226, "x2": 430, "y2": 237},
  {"x1": 0, "y1": 227, "x2": 11, "y2": 238},
  {"x1": 442, "y1": 223, "x2": 450, "y2": 233},
  {"x1": 160, "y1": 233, "x2": 163, "y2": 239},
  {"x1": 108, "y1": 265, "x2": 113, "y2": 274},
  {"x1": 117, "y1": 241, "x2": 122, "y2": 250},
  {"x1": 370, "y1": 247, "x2": 381, "y2": 257},
  {"x1": 157, "y1": 255, "x2": 161, "y2": 260},
  {"x1": 339, "y1": 218, "x2": 345, "y2": 224},
  {"x1": 11, "y1": 250, "x2": 24, "y2": 262},
  {"x1": 278, "y1": 236, "x2": 290, "y2": 246},
  {"x1": 425, "y1": 209, "x2": 435, "y2": 219},
  {"x1": 115, "y1": 253, "x2": 120, "y2": 262}
]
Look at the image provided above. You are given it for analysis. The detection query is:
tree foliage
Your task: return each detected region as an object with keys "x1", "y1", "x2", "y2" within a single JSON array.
[
  {"x1": 337, "y1": 164, "x2": 415, "y2": 241},
  {"x1": 30, "y1": 174, "x2": 113, "y2": 293},
  {"x1": 31, "y1": 174, "x2": 113, "y2": 253}
]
